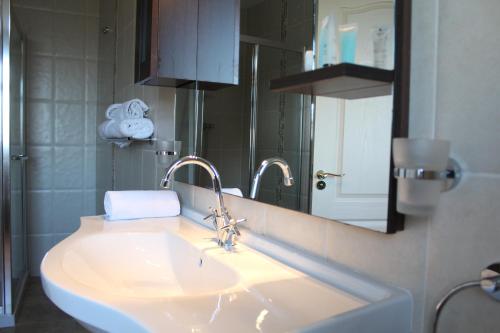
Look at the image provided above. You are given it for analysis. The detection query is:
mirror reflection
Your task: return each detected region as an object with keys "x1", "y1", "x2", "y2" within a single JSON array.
[{"x1": 175, "y1": 0, "x2": 397, "y2": 233}]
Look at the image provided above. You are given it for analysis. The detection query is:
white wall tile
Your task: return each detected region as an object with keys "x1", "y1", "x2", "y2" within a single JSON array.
[
  {"x1": 27, "y1": 56, "x2": 53, "y2": 99},
  {"x1": 55, "y1": 103, "x2": 84, "y2": 144},
  {"x1": 85, "y1": 102, "x2": 97, "y2": 144},
  {"x1": 54, "y1": 0, "x2": 86, "y2": 14},
  {"x1": 27, "y1": 146, "x2": 53, "y2": 190},
  {"x1": 435, "y1": 0, "x2": 500, "y2": 173},
  {"x1": 19, "y1": 0, "x2": 104, "y2": 277},
  {"x1": 14, "y1": 7, "x2": 53, "y2": 56},
  {"x1": 55, "y1": 58, "x2": 85, "y2": 102},
  {"x1": 29, "y1": 235, "x2": 53, "y2": 275},
  {"x1": 84, "y1": 147, "x2": 97, "y2": 189},
  {"x1": 27, "y1": 101, "x2": 53, "y2": 144},
  {"x1": 53, "y1": 13, "x2": 86, "y2": 57},
  {"x1": 54, "y1": 147, "x2": 84, "y2": 189},
  {"x1": 52, "y1": 191, "x2": 84, "y2": 233},
  {"x1": 14, "y1": 0, "x2": 54, "y2": 11},
  {"x1": 422, "y1": 176, "x2": 500, "y2": 333},
  {"x1": 86, "y1": 0, "x2": 99, "y2": 17},
  {"x1": 27, "y1": 191, "x2": 53, "y2": 234}
]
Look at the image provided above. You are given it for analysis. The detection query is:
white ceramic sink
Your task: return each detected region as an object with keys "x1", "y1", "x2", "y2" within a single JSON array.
[{"x1": 41, "y1": 212, "x2": 412, "y2": 333}]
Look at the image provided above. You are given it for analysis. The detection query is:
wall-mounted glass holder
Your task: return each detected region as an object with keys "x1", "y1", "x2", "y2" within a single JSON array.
[
  {"x1": 155, "y1": 151, "x2": 178, "y2": 156},
  {"x1": 394, "y1": 158, "x2": 461, "y2": 192},
  {"x1": 392, "y1": 138, "x2": 461, "y2": 216},
  {"x1": 156, "y1": 140, "x2": 182, "y2": 165}
]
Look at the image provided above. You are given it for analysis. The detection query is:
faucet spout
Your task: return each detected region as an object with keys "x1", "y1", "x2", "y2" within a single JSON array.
[
  {"x1": 250, "y1": 157, "x2": 295, "y2": 199},
  {"x1": 161, "y1": 155, "x2": 225, "y2": 214},
  {"x1": 161, "y1": 155, "x2": 244, "y2": 250}
]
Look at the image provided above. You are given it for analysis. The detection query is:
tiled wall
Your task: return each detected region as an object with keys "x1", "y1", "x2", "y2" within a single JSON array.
[
  {"x1": 112, "y1": 0, "x2": 176, "y2": 191},
  {"x1": 13, "y1": 0, "x2": 101, "y2": 275},
  {"x1": 174, "y1": 0, "x2": 500, "y2": 332}
]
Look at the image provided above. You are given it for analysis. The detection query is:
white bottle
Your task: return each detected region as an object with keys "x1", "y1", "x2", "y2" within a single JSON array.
[{"x1": 318, "y1": 14, "x2": 337, "y2": 67}]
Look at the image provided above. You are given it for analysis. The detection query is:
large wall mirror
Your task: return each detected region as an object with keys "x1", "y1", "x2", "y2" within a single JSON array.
[{"x1": 175, "y1": 0, "x2": 411, "y2": 233}]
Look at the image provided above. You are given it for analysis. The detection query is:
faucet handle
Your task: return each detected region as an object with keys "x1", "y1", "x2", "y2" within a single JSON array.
[
  {"x1": 221, "y1": 217, "x2": 246, "y2": 236},
  {"x1": 203, "y1": 207, "x2": 219, "y2": 230}
]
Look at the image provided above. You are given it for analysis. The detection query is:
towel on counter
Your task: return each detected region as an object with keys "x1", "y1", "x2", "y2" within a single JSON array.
[
  {"x1": 104, "y1": 190, "x2": 180, "y2": 221},
  {"x1": 222, "y1": 188, "x2": 244, "y2": 197},
  {"x1": 106, "y1": 99, "x2": 148, "y2": 120}
]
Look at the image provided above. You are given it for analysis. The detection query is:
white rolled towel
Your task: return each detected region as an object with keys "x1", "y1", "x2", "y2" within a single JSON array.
[
  {"x1": 106, "y1": 99, "x2": 148, "y2": 120},
  {"x1": 105, "y1": 104, "x2": 122, "y2": 120},
  {"x1": 98, "y1": 120, "x2": 123, "y2": 139},
  {"x1": 222, "y1": 188, "x2": 243, "y2": 197},
  {"x1": 119, "y1": 118, "x2": 154, "y2": 139},
  {"x1": 104, "y1": 190, "x2": 180, "y2": 221}
]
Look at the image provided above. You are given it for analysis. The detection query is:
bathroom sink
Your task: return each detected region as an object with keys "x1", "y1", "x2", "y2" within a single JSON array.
[
  {"x1": 41, "y1": 213, "x2": 412, "y2": 333},
  {"x1": 62, "y1": 233, "x2": 239, "y2": 298}
]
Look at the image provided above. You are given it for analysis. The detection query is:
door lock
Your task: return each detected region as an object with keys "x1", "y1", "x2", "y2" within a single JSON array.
[{"x1": 316, "y1": 180, "x2": 326, "y2": 190}]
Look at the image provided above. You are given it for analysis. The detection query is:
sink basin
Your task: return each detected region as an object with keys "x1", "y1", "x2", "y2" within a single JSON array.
[
  {"x1": 41, "y1": 213, "x2": 412, "y2": 333},
  {"x1": 62, "y1": 233, "x2": 239, "y2": 298}
]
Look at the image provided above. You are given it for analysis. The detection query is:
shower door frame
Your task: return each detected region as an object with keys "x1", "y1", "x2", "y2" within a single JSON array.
[
  {"x1": 241, "y1": 35, "x2": 308, "y2": 210},
  {"x1": 0, "y1": 0, "x2": 28, "y2": 324}
]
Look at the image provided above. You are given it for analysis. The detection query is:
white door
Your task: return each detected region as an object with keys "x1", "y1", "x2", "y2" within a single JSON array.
[{"x1": 311, "y1": 1, "x2": 394, "y2": 232}]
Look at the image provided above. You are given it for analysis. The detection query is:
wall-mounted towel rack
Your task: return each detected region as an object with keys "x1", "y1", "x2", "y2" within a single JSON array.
[{"x1": 102, "y1": 137, "x2": 157, "y2": 145}]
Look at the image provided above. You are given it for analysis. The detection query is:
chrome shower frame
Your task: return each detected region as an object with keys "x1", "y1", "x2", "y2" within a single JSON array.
[{"x1": 0, "y1": 0, "x2": 28, "y2": 326}]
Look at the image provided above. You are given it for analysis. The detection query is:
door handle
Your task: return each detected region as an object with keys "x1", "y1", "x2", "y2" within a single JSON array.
[
  {"x1": 316, "y1": 170, "x2": 344, "y2": 180},
  {"x1": 11, "y1": 154, "x2": 28, "y2": 161}
]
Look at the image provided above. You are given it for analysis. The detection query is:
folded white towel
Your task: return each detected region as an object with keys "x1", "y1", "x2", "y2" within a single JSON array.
[
  {"x1": 98, "y1": 120, "x2": 122, "y2": 139},
  {"x1": 105, "y1": 104, "x2": 122, "y2": 120},
  {"x1": 222, "y1": 188, "x2": 243, "y2": 197},
  {"x1": 104, "y1": 190, "x2": 180, "y2": 221},
  {"x1": 106, "y1": 99, "x2": 148, "y2": 120},
  {"x1": 119, "y1": 118, "x2": 154, "y2": 139}
]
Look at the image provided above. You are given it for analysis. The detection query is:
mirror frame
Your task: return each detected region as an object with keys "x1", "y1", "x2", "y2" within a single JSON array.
[{"x1": 385, "y1": 0, "x2": 411, "y2": 233}]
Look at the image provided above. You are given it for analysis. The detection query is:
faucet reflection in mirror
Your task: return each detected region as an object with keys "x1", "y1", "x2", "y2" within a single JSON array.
[
  {"x1": 250, "y1": 157, "x2": 295, "y2": 200},
  {"x1": 161, "y1": 155, "x2": 246, "y2": 250}
]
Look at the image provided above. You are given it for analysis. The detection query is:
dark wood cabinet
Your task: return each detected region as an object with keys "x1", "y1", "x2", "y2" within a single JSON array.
[{"x1": 135, "y1": 0, "x2": 240, "y2": 89}]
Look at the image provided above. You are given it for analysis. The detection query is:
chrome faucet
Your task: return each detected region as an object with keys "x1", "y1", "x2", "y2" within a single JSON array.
[
  {"x1": 161, "y1": 155, "x2": 245, "y2": 250},
  {"x1": 250, "y1": 157, "x2": 295, "y2": 199}
]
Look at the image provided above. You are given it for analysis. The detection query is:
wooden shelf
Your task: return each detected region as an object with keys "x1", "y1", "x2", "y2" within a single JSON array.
[{"x1": 269, "y1": 63, "x2": 394, "y2": 99}]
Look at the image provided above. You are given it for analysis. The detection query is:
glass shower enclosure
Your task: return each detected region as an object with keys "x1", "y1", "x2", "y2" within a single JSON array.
[{"x1": 0, "y1": 0, "x2": 29, "y2": 326}]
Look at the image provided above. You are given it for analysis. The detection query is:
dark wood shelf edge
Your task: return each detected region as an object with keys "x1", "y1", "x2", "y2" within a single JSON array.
[{"x1": 269, "y1": 63, "x2": 395, "y2": 97}]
